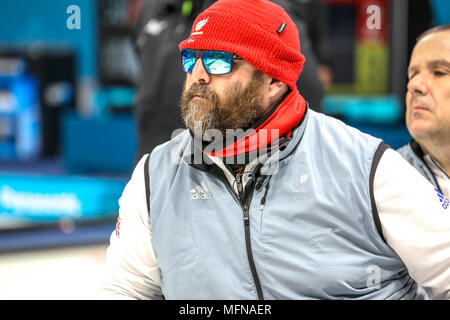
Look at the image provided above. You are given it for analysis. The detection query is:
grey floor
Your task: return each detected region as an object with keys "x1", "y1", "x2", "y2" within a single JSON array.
[{"x1": 0, "y1": 243, "x2": 108, "y2": 300}]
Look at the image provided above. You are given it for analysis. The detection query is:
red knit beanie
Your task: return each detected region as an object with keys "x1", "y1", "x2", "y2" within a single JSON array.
[{"x1": 179, "y1": 0, "x2": 305, "y2": 90}]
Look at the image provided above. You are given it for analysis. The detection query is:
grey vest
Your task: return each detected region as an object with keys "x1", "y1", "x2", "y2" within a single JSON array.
[{"x1": 148, "y1": 110, "x2": 426, "y2": 299}]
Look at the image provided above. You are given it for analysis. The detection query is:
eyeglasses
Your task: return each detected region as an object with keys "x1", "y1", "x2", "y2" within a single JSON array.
[{"x1": 181, "y1": 49, "x2": 243, "y2": 75}]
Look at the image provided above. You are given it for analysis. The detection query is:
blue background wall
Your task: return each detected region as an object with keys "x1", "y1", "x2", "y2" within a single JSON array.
[
  {"x1": 0, "y1": 0, "x2": 97, "y2": 78},
  {"x1": 431, "y1": 0, "x2": 450, "y2": 25}
]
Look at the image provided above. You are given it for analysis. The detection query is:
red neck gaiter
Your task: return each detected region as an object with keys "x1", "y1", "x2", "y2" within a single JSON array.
[{"x1": 202, "y1": 89, "x2": 307, "y2": 159}]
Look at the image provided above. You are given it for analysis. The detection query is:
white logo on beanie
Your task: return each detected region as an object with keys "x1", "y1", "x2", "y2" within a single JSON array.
[
  {"x1": 195, "y1": 17, "x2": 209, "y2": 31},
  {"x1": 191, "y1": 17, "x2": 209, "y2": 36}
]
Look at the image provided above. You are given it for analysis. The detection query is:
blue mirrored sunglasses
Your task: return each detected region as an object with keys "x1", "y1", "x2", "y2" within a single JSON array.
[{"x1": 181, "y1": 49, "x2": 243, "y2": 75}]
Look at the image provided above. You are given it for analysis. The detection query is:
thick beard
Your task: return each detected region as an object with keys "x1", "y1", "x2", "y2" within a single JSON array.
[{"x1": 180, "y1": 71, "x2": 265, "y2": 141}]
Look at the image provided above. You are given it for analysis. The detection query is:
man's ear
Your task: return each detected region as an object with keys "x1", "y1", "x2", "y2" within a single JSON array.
[
  {"x1": 268, "y1": 78, "x2": 288, "y2": 103},
  {"x1": 260, "y1": 74, "x2": 289, "y2": 112}
]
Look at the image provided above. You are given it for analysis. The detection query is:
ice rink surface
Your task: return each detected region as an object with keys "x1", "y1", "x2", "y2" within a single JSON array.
[{"x1": 0, "y1": 243, "x2": 108, "y2": 300}]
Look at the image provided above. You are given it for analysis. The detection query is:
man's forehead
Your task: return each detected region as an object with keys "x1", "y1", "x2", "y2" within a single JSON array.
[
  {"x1": 410, "y1": 31, "x2": 450, "y2": 65},
  {"x1": 414, "y1": 31, "x2": 450, "y2": 53}
]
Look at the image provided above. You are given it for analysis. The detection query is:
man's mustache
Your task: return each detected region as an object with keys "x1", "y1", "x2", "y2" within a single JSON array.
[{"x1": 184, "y1": 83, "x2": 219, "y2": 104}]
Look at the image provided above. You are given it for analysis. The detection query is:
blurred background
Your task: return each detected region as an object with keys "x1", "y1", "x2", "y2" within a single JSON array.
[{"x1": 0, "y1": 0, "x2": 448, "y2": 299}]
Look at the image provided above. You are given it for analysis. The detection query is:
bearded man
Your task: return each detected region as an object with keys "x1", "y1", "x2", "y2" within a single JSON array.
[{"x1": 100, "y1": 0, "x2": 450, "y2": 300}]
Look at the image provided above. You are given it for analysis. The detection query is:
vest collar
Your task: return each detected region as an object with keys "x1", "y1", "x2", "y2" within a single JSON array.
[{"x1": 410, "y1": 139, "x2": 425, "y2": 159}]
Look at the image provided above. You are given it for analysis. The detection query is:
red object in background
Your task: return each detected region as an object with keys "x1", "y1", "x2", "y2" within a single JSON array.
[
  {"x1": 325, "y1": 0, "x2": 390, "y2": 43},
  {"x1": 127, "y1": 0, "x2": 144, "y2": 26},
  {"x1": 355, "y1": 0, "x2": 389, "y2": 43},
  {"x1": 325, "y1": 0, "x2": 357, "y2": 4}
]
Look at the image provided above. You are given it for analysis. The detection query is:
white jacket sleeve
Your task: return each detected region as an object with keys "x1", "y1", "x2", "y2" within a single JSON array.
[
  {"x1": 98, "y1": 154, "x2": 162, "y2": 300},
  {"x1": 374, "y1": 148, "x2": 450, "y2": 300}
]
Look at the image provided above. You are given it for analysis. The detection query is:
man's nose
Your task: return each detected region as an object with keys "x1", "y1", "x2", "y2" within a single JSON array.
[
  {"x1": 407, "y1": 73, "x2": 429, "y2": 96},
  {"x1": 191, "y1": 58, "x2": 211, "y2": 84}
]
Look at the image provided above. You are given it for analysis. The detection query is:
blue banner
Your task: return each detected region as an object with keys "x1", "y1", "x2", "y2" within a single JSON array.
[{"x1": 0, "y1": 173, "x2": 126, "y2": 223}]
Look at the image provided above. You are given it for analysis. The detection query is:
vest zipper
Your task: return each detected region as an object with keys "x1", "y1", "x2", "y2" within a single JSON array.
[
  {"x1": 236, "y1": 171, "x2": 264, "y2": 300},
  {"x1": 205, "y1": 165, "x2": 264, "y2": 300}
]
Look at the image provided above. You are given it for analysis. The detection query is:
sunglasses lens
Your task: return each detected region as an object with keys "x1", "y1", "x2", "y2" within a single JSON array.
[
  {"x1": 181, "y1": 49, "x2": 196, "y2": 72},
  {"x1": 203, "y1": 51, "x2": 232, "y2": 75}
]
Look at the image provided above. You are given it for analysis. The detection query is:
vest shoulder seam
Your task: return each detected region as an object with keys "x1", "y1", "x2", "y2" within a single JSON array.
[
  {"x1": 369, "y1": 142, "x2": 390, "y2": 242},
  {"x1": 144, "y1": 154, "x2": 151, "y2": 217}
]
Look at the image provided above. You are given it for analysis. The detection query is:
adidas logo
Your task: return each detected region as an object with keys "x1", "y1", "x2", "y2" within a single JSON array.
[
  {"x1": 190, "y1": 180, "x2": 212, "y2": 200},
  {"x1": 435, "y1": 188, "x2": 449, "y2": 210}
]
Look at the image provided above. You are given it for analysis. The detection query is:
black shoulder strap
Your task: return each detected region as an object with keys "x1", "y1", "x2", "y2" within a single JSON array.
[
  {"x1": 369, "y1": 141, "x2": 390, "y2": 242},
  {"x1": 410, "y1": 139, "x2": 442, "y2": 191},
  {"x1": 144, "y1": 154, "x2": 151, "y2": 216}
]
